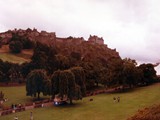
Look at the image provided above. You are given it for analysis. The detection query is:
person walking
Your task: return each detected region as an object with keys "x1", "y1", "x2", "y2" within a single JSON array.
[
  {"x1": 117, "y1": 96, "x2": 120, "y2": 102},
  {"x1": 30, "y1": 112, "x2": 33, "y2": 120}
]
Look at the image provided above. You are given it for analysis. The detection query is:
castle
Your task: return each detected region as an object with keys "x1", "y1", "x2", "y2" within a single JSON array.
[{"x1": 0, "y1": 28, "x2": 104, "y2": 46}]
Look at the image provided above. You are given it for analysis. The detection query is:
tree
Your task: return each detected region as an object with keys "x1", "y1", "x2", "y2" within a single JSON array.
[
  {"x1": 21, "y1": 62, "x2": 36, "y2": 78},
  {"x1": 122, "y1": 58, "x2": 138, "y2": 88},
  {"x1": 0, "y1": 60, "x2": 12, "y2": 82},
  {"x1": 54, "y1": 54, "x2": 70, "y2": 70},
  {"x1": 51, "y1": 70, "x2": 60, "y2": 98},
  {"x1": 10, "y1": 33, "x2": 33, "y2": 49},
  {"x1": 51, "y1": 69, "x2": 83, "y2": 104},
  {"x1": 0, "y1": 60, "x2": 11, "y2": 74},
  {"x1": 31, "y1": 42, "x2": 48, "y2": 69},
  {"x1": 21, "y1": 38, "x2": 33, "y2": 49},
  {"x1": 9, "y1": 41, "x2": 23, "y2": 53},
  {"x1": 70, "y1": 67, "x2": 86, "y2": 96},
  {"x1": 31, "y1": 42, "x2": 57, "y2": 71},
  {"x1": 0, "y1": 71, "x2": 5, "y2": 82},
  {"x1": 106, "y1": 58, "x2": 124, "y2": 87},
  {"x1": 8, "y1": 64, "x2": 23, "y2": 83},
  {"x1": 80, "y1": 61, "x2": 100, "y2": 89},
  {"x1": 43, "y1": 80, "x2": 52, "y2": 96},
  {"x1": 0, "y1": 91, "x2": 4, "y2": 101},
  {"x1": 26, "y1": 69, "x2": 48, "y2": 100},
  {"x1": 138, "y1": 63, "x2": 157, "y2": 85}
]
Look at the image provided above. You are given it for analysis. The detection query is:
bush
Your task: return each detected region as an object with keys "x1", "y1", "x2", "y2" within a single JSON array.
[
  {"x1": 9, "y1": 41, "x2": 23, "y2": 53},
  {"x1": 21, "y1": 38, "x2": 33, "y2": 49},
  {"x1": 128, "y1": 104, "x2": 160, "y2": 120}
]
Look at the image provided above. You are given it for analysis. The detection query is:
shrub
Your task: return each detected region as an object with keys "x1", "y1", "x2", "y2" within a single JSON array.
[
  {"x1": 128, "y1": 104, "x2": 160, "y2": 120},
  {"x1": 9, "y1": 41, "x2": 23, "y2": 53}
]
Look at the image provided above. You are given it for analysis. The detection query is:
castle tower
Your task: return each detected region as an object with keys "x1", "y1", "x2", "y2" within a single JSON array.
[{"x1": 88, "y1": 35, "x2": 104, "y2": 45}]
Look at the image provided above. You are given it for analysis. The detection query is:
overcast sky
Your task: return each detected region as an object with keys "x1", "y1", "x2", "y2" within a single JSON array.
[{"x1": 0, "y1": 0, "x2": 160, "y2": 73}]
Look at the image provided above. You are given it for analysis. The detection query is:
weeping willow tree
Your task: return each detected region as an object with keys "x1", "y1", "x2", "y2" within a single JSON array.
[
  {"x1": 70, "y1": 67, "x2": 86, "y2": 96},
  {"x1": 51, "y1": 69, "x2": 85, "y2": 104},
  {"x1": 26, "y1": 69, "x2": 48, "y2": 100},
  {"x1": 51, "y1": 70, "x2": 60, "y2": 98}
]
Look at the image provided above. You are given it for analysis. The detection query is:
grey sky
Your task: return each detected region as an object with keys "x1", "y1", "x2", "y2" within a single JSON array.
[{"x1": 0, "y1": 0, "x2": 160, "y2": 73}]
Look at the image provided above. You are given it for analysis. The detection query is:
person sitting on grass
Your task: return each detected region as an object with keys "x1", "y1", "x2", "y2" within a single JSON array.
[
  {"x1": 113, "y1": 97, "x2": 116, "y2": 103},
  {"x1": 14, "y1": 116, "x2": 18, "y2": 120}
]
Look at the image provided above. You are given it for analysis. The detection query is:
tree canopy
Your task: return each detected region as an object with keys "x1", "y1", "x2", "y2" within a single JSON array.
[
  {"x1": 51, "y1": 69, "x2": 85, "y2": 104},
  {"x1": 26, "y1": 69, "x2": 48, "y2": 99}
]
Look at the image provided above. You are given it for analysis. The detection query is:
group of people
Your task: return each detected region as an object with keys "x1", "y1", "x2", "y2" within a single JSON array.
[
  {"x1": 113, "y1": 96, "x2": 120, "y2": 103},
  {"x1": 11, "y1": 103, "x2": 22, "y2": 110},
  {"x1": 0, "y1": 98, "x2": 8, "y2": 104}
]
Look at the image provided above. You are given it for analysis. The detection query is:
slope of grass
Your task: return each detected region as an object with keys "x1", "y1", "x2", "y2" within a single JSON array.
[
  {"x1": 0, "y1": 53, "x2": 29, "y2": 64},
  {"x1": 0, "y1": 45, "x2": 33, "y2": 64},
  {"x1": 0, "y1": 83, "x2": 160, "y2": 120}
]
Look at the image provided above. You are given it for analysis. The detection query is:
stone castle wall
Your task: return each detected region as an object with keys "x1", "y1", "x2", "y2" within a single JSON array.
[{"x1": 0, "y1": 29, "x2": 105, "y2": 46}]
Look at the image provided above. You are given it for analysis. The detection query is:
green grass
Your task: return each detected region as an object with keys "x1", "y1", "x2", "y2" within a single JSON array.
[
  {"x1": 0, "y1": 45, "x2": 32, "y2": 64},
  {"x1": 0, "y1": 86, "x2": 50, "y2": 106},
  {"x1": 0, "y1": 83, "x2": 160, "y2": 120},
  {"x1": 0, "y1": 53, "x2": 29, "y2": 64}
]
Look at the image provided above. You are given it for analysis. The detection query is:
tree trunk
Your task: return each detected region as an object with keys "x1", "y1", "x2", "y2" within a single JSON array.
[
  {"x1": 69, "y1": 98, "x2": 73, "y2": 105},
  {"x1": 96, "y1": 82, "x2": 98, "y2": 87},
  {"x1": 37, "y1": 92, "x2": 40, "y2": 100}
]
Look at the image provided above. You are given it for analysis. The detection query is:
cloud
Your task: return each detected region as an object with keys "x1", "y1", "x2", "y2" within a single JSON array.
[{"x1": 0, "y1": 0, "x2": 160, "y2": 73}]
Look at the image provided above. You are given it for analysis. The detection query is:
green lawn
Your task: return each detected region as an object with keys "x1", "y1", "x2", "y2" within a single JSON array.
[
  {"x1": 0, "y1": 83, "x2": 160, "y2": 120},
  {"x1": 0, "y1": 86, "x2": 50, "y2": 107}
]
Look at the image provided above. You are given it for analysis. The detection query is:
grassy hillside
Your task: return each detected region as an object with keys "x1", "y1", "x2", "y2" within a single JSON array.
[
  {"x1": 0, "y1": 83, "x2": 160, "y2": 120},
  {"x1": 0, "y1": 45, "x2": 32, "y2": 64}
]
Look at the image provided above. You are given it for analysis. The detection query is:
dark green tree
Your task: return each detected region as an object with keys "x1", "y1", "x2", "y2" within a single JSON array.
[
  {"x1": 10, "y1": 33, "x2": 33, "y2": 49},
  {"x1": 51, "y1": 69, "x2": 83, "y2": 104},
  {"x1": 107, "y1": 58, "x2": 124, "y2": 87},
  {"x1": 7, "y1": 64, "x2": 23, "y2": 83},
  {"x1": 9, "y1": 41, "x2": 23, "y2": 53},
  {"x1": 138, "y1": 63, "x2": 157, "y2": 85},
  {"x1": 0, "y1": 71, "x2": 5, "y2": 82},
  {"x1": 26, "y1": 69, "x2": 48, "y2": 99},
  {"x1": 31, "y1": 42, "x2": 57, "y2": 71},
  {"x1": 54, "y1": 54, "x2": 70, "y2": 70},
  {"x1": 51, "y1": 70, "x2": 60, "y2": 98},
  {"x1": 70, "y1": 67, "x2": 86, "y2": 96},
  {"x1": 0, "y1": 60, "x2": 12, "y2": 82},
  {"x1": 43, "y1": 80, "x2": 52, "y2": 96},
  {"x1": 122, "y1": 58, "x2": 138, "y2": 88}
]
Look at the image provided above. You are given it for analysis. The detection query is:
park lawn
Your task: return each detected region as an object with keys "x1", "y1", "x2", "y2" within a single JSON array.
[
  {"x1": 0, "y1": 86, "x2": 50, "y2": 107},
  {"x1": 0, "y1": 83, "x2": 160, "y2": 120}
]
